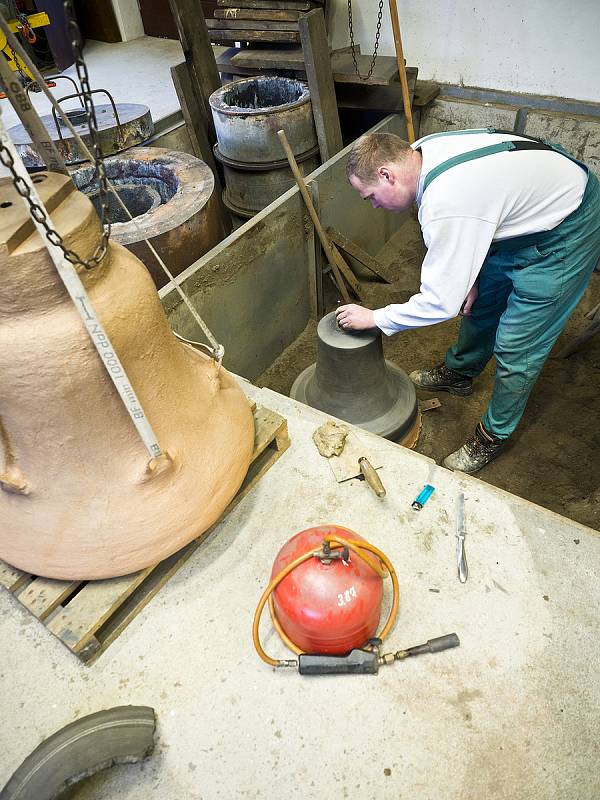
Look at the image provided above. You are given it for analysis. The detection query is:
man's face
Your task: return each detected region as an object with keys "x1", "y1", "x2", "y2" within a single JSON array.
[{"x1": 349, "y1": 166, "x2": 415, "y2": 211}]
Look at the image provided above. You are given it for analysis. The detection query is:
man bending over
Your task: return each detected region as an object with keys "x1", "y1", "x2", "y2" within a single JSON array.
[{"x1": 336, "y1": 128, "x2": 600, "y2": 473}]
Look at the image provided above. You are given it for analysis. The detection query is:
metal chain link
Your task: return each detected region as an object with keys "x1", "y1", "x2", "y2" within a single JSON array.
[
  {"x1": 347, "y1": 0, "x2": 384, "y2": 82},
  {"x1": 9, "y1": 13, "x2": 29, "y2": 84},
  {"x1": 0, "y1": 1, "x2": 110, "y2": 270},
  {"x1": 9, "y1": 42, "x2": 28, "y2": 82}
]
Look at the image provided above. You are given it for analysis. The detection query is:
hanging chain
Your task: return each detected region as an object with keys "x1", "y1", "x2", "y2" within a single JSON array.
[
  {"x1": 10, "y1": 15, "x2": 38, "y2": 89},
  {"x1": 347, "y1": 0, "x2": 384, "y2": 81},
  {"x1": 0, "y1": 1, "x2": 110, "y2": 270},
  {"x1": 9, "y1": 42, "x2": 28, "y2": 82}
]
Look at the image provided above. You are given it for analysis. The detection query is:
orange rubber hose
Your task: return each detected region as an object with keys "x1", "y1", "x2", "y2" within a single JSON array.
[{"x1": 253, "y1": 533, "x2": 400, "y2": 666}]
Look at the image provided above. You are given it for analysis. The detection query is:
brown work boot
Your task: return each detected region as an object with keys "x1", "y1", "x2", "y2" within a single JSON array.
[
  {"x1": 442, "y1": 423, "x2": 505, "y2": 474},
  {"x1": 409, "y1": 364, "x2": 473, "y2": 396}
]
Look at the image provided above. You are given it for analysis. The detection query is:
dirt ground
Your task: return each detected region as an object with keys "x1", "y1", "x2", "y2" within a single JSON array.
[{"x1": 256, "y1": 214, "x2": 600, "y2": 531}]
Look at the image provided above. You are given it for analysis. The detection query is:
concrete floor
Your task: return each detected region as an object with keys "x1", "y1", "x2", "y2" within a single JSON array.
[
  {"x1": 1, "y1": 384, "x2": 599, "y2": 799},
  {"x1": 0, "y1": 36, "x2": 184, "y2": 135}
]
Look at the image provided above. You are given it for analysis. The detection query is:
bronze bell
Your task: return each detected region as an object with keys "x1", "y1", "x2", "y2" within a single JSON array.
[
  {"x1": 291, "y1": 312, "x2": 420, "y2": 443},
  {"x1": 0, "y1": 173, "x2": 254, "y2": 580}
]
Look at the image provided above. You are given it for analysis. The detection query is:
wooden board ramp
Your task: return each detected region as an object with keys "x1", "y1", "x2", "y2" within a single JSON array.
[{"x1": 0, "y1": 405, "x2": 290, "y2": 665}]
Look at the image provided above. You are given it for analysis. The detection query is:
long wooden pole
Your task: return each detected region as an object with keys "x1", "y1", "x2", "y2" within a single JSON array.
[
  {"x1": 388, "y1": 0, "x2": 415, "y2": 143},
  {"x1": 278, "y1": 129, "x2": 356, "y2": 303}
]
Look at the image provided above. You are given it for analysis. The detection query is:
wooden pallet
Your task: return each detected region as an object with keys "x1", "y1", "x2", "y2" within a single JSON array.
[{"x1": 0, "y1": 405, "x2": 290, "y2": 665}]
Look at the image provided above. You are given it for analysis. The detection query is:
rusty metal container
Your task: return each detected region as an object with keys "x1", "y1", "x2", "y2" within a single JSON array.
[
  {"x1": 214, "y1": 144, "x2": 320, "y2": 219},
  {"x1": 209, "y1": 76, "x2": 319, "y2": 218},
  {"x1": 9, "y1": 101, "x2": 153, "y2": 168},
  {"x1": 72, "y1": 147, "x2": 224, "y2": 289},
  {"x1": 209, "y1": 76, "x2": 317, "y2": 162}
]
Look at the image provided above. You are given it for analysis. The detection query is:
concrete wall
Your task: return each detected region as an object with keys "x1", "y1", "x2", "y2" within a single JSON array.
[
  {"x1": 328, "y1": 0, "x2": 600, "y2": 104},
  {"x1": 160, "y1": 115, "x2": 408, "y2": 380},
  {"x1": 419, "y1": 96, "x2": 600, "y2": 178},
  {"x1": 147, "y1": 120, "x2": 195, "y2": 156}
]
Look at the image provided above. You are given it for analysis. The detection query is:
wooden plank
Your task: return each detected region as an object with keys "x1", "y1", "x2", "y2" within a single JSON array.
[
  {"x1": 330, "y1": 52, "x2": 399, "y2": 87},
  {"x1": 209, "y1": 28, "x2": 300, "y2": 42},
  {"x1": 327, "y1": 227, "x2": 394, "y2": 283},
  {"x1": 167, "y1": 0, "x2": 221, "y2": 142},
  {"x1": 231, "y1": 45, "x2": 306, "y2": 69},
  {"x1": 389, "y1": 0, "x2": 415, "y2": 142},
  {"x1": 171, "y1": 62, "x2": 216, "y2": 168},
  {"x1": 0, "y1": 561, "x2": 26, "y2": 592},
  {"x1": 207, "y1": 18, "x2": 299, "y2": 30},
  {"x1": 278, "y1": 129, "x2": 351, "y2": 302},
  {"x1": 215, "y1": 8, "x2": 302, "y2": 20},
  {"x1": 218, "y1": 0, "x2": 318, "y2": 8},
  {"x1": 171, "y1": 62, "x2": 231, "y2": 235},
  {"x1": 298, "y1": 9, "x2": 342, "y2": 162},
  {"x1": 218, "y1": 46, "x2": 375, "y2": 81},
  {"x1": 308, "y1": 180, "x2": 324, "y2": 318},
  {"x1": 217, "y1": 50, "x2": 289, "y2": 77},
  {"x1": 252, "y1": 407, "x2": 288, "y2": 460},
  {"x1": 85, "y1": 543, "x2": 211, "y2": 664},
  {"x1": 46, "y1": 569, "x2": 153, "y2": 653},
  {"x1": 335, "y1": 68, "x2": 418, "y2": 113},
  {"x1": 330, "y1": 243, "x2": 363, "y2": 300},
  {"x1": 414, "y1": 79, "x2": 441, "y2": 107},
  {"x1": 16, "y1": 578, "x2": 81, "y2": 621}
]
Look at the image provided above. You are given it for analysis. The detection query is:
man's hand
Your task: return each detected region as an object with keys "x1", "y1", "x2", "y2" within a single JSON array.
[
  {"x1": 461, "y1": 283, "x2": 479, "y2": 316},
  {"x1": 335, "y1": 304, "x2": 376, "y2": 331}
]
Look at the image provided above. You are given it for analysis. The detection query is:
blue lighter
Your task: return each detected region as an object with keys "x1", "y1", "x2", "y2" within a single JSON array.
[{"x1": 411, "y1": 484, "x2": 435, "y2": 511}]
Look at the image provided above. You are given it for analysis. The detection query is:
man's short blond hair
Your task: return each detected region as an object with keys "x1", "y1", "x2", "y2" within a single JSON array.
[{"x1": 346, "y1": 132, "x2": 412, "y2": 183}]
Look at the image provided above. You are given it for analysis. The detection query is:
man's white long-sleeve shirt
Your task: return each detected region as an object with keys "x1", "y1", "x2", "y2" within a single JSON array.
[{"x1": 372, "y1": 131, "x2": 587, "y2": 336}]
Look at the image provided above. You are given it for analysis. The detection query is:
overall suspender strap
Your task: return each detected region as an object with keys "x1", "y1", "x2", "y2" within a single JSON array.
[
  {"x1": 415, "y1": 127, "x2": 495, "y2": 145},
  {"x1": 422, "y1": 141, "x2": 518, "y2": 192},
  {"x1": 420, "y1": 129, "x2": 588, "y2": 194}
]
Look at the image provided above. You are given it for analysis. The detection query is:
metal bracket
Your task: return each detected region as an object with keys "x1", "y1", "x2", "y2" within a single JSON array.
[{"x1": 420, "y1": 397, "x2": 442, "y2": 412}]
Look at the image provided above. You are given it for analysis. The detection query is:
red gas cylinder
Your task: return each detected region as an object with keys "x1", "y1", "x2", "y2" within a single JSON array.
[{"x1": 271, "y1": 525, "x2": 384, "y2": 654}]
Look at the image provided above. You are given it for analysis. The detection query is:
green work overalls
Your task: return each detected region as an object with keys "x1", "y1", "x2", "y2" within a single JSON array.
[{"x1": 418, "y1": 128, "x2": 600, "y2": 439}]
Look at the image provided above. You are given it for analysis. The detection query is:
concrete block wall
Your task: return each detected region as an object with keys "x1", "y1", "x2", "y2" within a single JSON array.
[
  {"x1": 419, "y1": 98, "x2": 518, "y2": 138},
  {"x1": 419, "y1": 96, "x2": 600, "y2": 178},
  {"x1": 525, "y1": 111, "x2": 600, "y2": 178}
]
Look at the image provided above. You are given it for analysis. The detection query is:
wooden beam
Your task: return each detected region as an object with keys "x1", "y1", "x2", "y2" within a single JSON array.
[
  {"x1": 207, "y1": 18, "x2": 299, "y2": 29},
  {"x1": 413, "y1": 80, "x2": 441, "y2": 107},
  {"x1": 168, "y1": 0, "x2": 221, "y2": 141},
  {"x1": 171, "y1": 61, "x2": 232, "y2": 235},
  {"x1": 209, "y1": 28, "x2": 300, "y2": 42},
  {"x1": 335, "y1": 68, "x2": 418, "y2": 113},
  {"x1": 298, "y1": 8, "x2": 343, "y2": 163},
  {"x1": 326, "y1": 227, "x2": 394, "y2": 283},
  {"x1": 218, "y1": 0, "x2": 318, "y2": 7},
  {"x1": 215, "y1": 8, "x2": 302, "y2": 19},
  {"x1": 230, "y1": 45, "x2": 306, "y2": 69},
  {"x1": 278, "y1": 129, "x2": 362, "y2": 302},
  {"x1": 330, "y1": 52, "x2": 399, "y2": 86},
  {"x1": 388, "y1": 0, "x2": 415, "y2": 143}
]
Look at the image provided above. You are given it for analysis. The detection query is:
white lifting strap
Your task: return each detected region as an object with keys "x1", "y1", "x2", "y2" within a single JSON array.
[{"x1": 0, "y1": 14, "x2": 225, "y2": 367}]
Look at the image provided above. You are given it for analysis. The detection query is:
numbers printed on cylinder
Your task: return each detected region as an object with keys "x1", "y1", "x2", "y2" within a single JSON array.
[{"x1": 337, "y1": 585, "x2": 357, "y2": 607}]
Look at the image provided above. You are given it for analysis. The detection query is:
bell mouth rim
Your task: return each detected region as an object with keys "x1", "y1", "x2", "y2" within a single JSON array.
[{"x1": 290, "y1": 360, "x2": 419, "y2": 441}]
